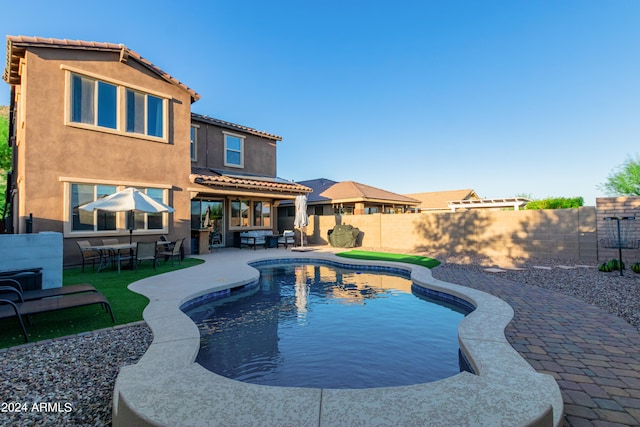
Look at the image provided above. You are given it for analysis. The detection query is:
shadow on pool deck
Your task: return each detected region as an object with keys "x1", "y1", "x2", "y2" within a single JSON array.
[{"x1": 432, "y1": 264, "x2": 640, "y2": 427}]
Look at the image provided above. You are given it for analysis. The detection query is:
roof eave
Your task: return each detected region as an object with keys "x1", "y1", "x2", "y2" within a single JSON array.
[
  {"x1": 190, "y1": 174, "x2": 311, "y2": 195},
  {"x1": 4, "y1": 35, "x2": 200, "y2": 102},
  {"x1": 191, "y1": 113, "x2": 282, "y2": 141}
]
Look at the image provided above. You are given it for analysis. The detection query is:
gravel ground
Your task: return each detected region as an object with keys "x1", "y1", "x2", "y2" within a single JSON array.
[
  {"x1": 0, "y1": 322, "x2": 152, "y2": 427},
  {"x1": 1, "y1": 253, "x2": 639, "y2": 426}
]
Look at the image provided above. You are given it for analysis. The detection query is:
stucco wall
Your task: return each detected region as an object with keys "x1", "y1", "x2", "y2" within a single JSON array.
[
  {"x1": 15, "y1": 47, "x2": 194, "y2": 265},
  {"x1": 191, "y1": 117, "x2": 277, "y2": 176},
  {"x1": 280, "y1": 207, "x2": 599, "y2": 262}
]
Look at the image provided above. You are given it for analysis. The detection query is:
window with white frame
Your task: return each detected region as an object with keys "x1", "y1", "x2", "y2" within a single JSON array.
[
  {"x1": 68, "y1": 183, "x2": 168, "y2": 235},
  {"x1": 230, "y1": 199, "x2": 250, "y2": 227},
  {"x1": 127, "y1": 188, "x2": 166, "y2": 231},
  {"x1": 71, "y1": 184, "x2": 117, "y2": 231},
  {"x1": 126, "y1": 89, "x2": 164, "y2": 138},
  {"x1": 70, "y1": 74, "x2": 117, "y2": 129},
  {"x1": 190, "y1": 125, "x2": 198, "y2": 161},
  {"x1": 230, "y1": 199, "x2": 272, "y2": 229},
  {"x1": 253, "y1": 201, "x2": 271, "y2": 227},
  {"x1": 224, "y1": 132, "x2": 244, "y2": 168},
  {"x1": 66, "y1": 70, "x2": 168, "y2": 141}
]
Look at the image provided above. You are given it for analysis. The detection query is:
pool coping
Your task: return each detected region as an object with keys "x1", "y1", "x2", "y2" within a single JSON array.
[{"x1": 112, "y1": 248, "x2": 563, "y2": 427}]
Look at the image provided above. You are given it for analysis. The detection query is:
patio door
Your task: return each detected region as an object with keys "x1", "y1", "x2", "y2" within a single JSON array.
[{"x1": 191, "y1": 199, "x2": 225, "y2": 248}]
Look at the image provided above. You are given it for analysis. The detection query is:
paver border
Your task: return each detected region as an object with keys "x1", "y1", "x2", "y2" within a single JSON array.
[{"x1": 112, "y1": 249, "x2": 563, "y2": 426}]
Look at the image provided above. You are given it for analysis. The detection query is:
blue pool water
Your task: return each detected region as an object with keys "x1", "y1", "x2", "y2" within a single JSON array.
[{"x1": 184, "y1": 261, "x2": 472, "y2": 389}]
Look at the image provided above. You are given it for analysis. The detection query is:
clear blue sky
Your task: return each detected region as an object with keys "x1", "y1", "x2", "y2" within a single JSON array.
[{"x1": 2, "y1": 0, "x2": 639, "y2": 205}]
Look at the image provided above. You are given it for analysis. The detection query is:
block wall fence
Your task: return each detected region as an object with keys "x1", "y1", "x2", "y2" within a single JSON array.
[
  {"x1": 280, "y1": 196, "x2": 640, "y2": 263},
  {"x1": 596, "y1": 197, "x2": 640, "y2": 264}
]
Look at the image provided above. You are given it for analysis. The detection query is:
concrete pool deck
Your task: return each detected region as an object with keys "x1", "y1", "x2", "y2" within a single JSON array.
[{"x1": 112, "y1": 248, "x2": 563, "y2": 426}]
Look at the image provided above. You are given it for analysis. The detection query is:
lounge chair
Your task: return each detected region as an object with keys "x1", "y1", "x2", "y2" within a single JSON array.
[
  {"x1": 277, "y1": 230, "x2": 295, "y2": 249},
  {"x1": 77, "y1": 240, "x2": 101, "y2": 272},
  {"x1": 135, "y1": 241, "x2": 158, "y2": 270},
  {"x1": 0, "y1": 286, "x2": 115, "y2": 342},
  {"x1": 0, "y1": 278, "x2": 99, "y2": 301},
  {"x1": 158, "y1": 238, "x2": 183, "y2": 266}
]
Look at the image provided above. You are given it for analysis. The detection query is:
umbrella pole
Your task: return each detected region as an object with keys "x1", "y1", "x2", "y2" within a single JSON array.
[
  {"x1": 129, "y1": 211, "x2": 134, "y2": 269},
  {"x1": 128, "y1": 210, "x2": 134, "y2": 244}
]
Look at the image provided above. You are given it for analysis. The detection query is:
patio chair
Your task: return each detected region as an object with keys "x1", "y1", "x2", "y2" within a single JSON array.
[
  {"x1": 77, "y1": 240, "x2": 100, "y2": 272},
  {"x1": 160, "y1": 235, "x2": 173, "y2": 252},
  {"x1": 0, "y1": 286, "x2": 115, "y2": 343},
  {"x1": 102, "y1": 238, "x2": 121, "y2": 269},
  {"x1": 135, "y1": 241, "x2": 158, "y2": 270},
  {"x1": 278, "y1": 230, "x2": 295, "y2": 249},
  {"x1": 158, "y1": 238, "x2": 183, "y2": 266},
  {"x1": 0, "y1": 278, "x2": 99, "y2": 302},
  {"x1": 209, "y1": 231, "x2": 222, "y2": 247}
]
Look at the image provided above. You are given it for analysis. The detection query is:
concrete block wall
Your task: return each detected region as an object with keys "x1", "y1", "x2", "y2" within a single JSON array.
[
  {"x1": 596, "y1": 197, "x2": 640, "y2": 263},
  {"x1": 297, "y1": 207, "x2": 598, "y2": 262},
  {"x1": 0, "y1": 232, "x2": 63, "y2": 289}
]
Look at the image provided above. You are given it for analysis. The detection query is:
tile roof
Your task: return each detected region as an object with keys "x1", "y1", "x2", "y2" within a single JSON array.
[
  {"x1": 404, "y1": 189, "x2": 480, "y2": 210},
  {"x1": 191, "y1": 113, "x2": 282, "y2": 141},
  {"x1": 290, "y1": 178, "x2": 338, "y2": 203},
  {"x1": 320, "y1": 181, "x2": 421, "y2": 204},
  {"x1": 190, "y1": 168, "x2": 311, "y2": 194},
  {"x1": 4, "y1": 35, "x2": 200, "y2": 102}
]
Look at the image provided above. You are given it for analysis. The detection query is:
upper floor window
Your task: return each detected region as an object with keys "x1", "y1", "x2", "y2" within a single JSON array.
[
  {"x1": 70, "y1": 74, "x2": 117, "y2": 129},
  {"x1": 126, "y1": 89, "x2": 164, "y2": 138},
  {"x1": 65, "y1": 69, "x2": 168, "y2": 142},
  {"x1": 190, "y1": 125, "x2": 198, "y2": 161},
  {"x1": 224, "y1": 132, "x2": 244, "y2": 168}
]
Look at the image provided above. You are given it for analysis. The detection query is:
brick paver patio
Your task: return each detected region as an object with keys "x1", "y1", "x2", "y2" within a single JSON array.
[{"x1": 432, "y1": 265, "x2": 640, "y2": 427}]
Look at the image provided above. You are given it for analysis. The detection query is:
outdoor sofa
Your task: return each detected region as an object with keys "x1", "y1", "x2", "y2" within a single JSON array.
[{"x1": 240, "y1": 230, "x2": 273, "y2": 249}]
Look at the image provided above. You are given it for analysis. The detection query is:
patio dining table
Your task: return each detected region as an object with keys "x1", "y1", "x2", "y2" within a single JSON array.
[{"x1": 88, "y1": 241, "x2": 171, "y2": 273}]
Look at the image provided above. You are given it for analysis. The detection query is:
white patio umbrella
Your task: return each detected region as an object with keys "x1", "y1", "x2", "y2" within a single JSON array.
[
  {"x1": 294, "y1": 194, "x2": 309, "y2": 248},
  {"x1": 202, "y1": 205, "x2": 212, "y2": 228},
  {"x1": 79, "y1": 187, "x2": 174, "y2": 243}
]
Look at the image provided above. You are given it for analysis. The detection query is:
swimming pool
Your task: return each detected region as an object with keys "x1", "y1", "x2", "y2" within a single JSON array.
[
  {"x1": 113, "y1": 249, "x2": 563, "y2": 426},
  {"x1": 185, "y1": 261, "x2": 473, "y2": 388}
]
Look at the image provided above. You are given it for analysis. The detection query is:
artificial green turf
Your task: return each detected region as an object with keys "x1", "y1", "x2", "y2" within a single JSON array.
[
  {"x1": 335, "y1": 250, "x2": 441, "y2": 269},
  {"x1": 0, "y1": 257, "x2": 204, "y2": 349}
]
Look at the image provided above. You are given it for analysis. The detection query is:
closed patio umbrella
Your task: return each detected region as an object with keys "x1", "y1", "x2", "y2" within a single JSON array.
[
  {"x1": 79, "y1": 187, "x2": 174, "y2": 243},
  {"x1": 294, "y1": 194, "x2": 309, "y2": 248}
]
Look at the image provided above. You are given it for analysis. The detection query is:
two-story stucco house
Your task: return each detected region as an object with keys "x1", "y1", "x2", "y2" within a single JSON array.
[
  {"x1": 188, "y1": 113, "x2": 311, "y2": 250},
  {"x1": 3, "y1": 35, "x2": 310, "y2": 265}
]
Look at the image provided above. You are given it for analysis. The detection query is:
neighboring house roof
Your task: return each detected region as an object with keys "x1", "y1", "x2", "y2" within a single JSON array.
[
  {"x1": 322, "y1": 181, "x2": 420, "y2": 205},
  {"x1": 190, "y1": 167, "x2": 311, "y2": 194},
  {"x1": 281, "y1": 179, "x2": 420, "y2": 206},
  {"x1": 291, "y1": 178, "x2": 338, "y2": 204},
  {"x1": 191, "y1": 113, "x2": 282, "y2": 141},
  {"x1": 404, "y1": 189, "x2": 481, "y2": 210},
  {"x1": 3, "y1": 35, "x2": 200, "y2": 102}
]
